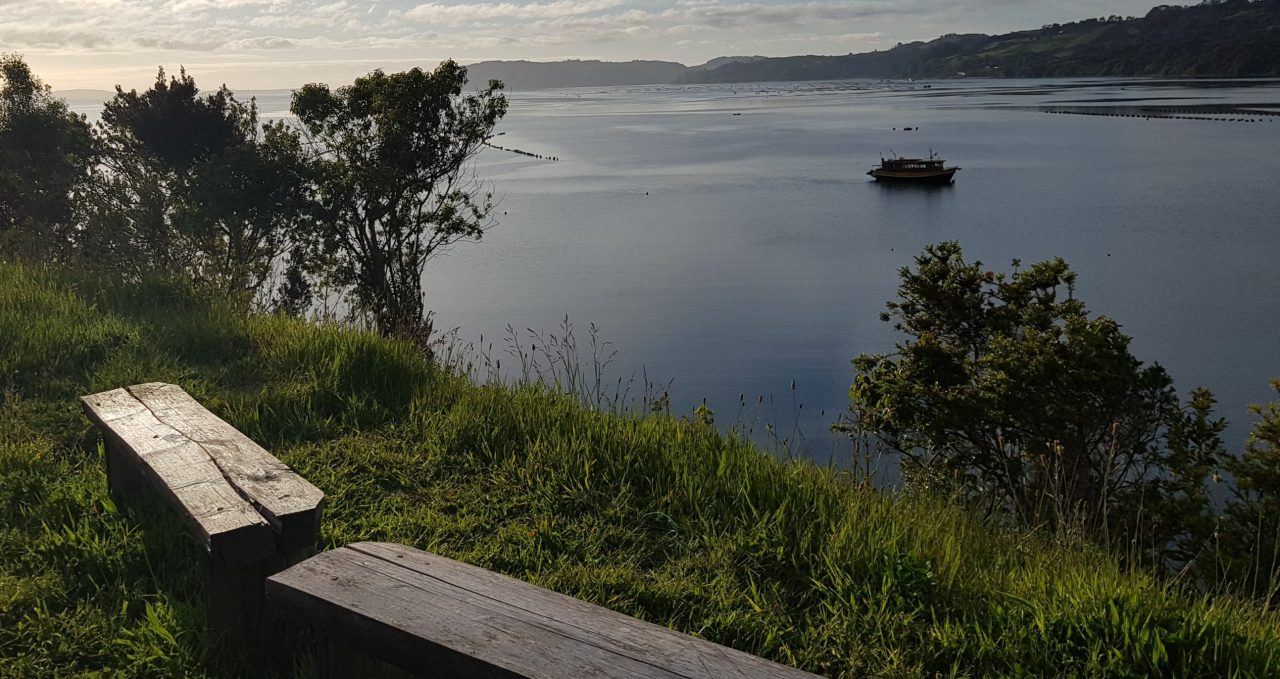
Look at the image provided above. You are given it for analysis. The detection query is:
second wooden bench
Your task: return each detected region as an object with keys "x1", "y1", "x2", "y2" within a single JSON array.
[{"x1": 268, "y1": 542, "x2": 823, "y2": 678}]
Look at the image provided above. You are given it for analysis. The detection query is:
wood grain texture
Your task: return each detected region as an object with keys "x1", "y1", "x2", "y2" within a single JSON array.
[
  {"x1": 81, "y1": 387, "x2": 274, "y2": 564},
  {"x1": 127, "y1": 382, "x2": 324, "y2": 550},
  {"x1": 267, "y1": 543, "x2": 823, "y2": 679},
  {"x1": 81, "y1": 383, "x2": 324, "y2": 562}
]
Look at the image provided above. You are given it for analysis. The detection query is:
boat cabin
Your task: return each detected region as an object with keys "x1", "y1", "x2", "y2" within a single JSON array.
[{"x1": 878, "y1": 157, "x2": 947, "y2": 171}]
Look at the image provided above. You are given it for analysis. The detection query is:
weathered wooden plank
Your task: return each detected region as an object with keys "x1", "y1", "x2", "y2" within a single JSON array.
[
  {"x1": 81, "y1": 387, "x2": 275, "y2": 565},
  {"x1": 268, "y1": 543, "x2": 822, "y2": 679},
  {"x1": 80, "y1": 386, "x2": 149, "y2": 423},
  {"x1": 269, "y1": 547, "x2": 680, "y2": 678},
  {"x1": 353, "y1": 543, "x2": 817, "y2": 678},
  {"x1": 126, "y1": 382, "x2": 324, "y2": 550}
]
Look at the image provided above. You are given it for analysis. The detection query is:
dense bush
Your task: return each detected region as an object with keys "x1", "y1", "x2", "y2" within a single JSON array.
[{"x1": 842, "y1": 243, "x2": 1262, "y2": 578}]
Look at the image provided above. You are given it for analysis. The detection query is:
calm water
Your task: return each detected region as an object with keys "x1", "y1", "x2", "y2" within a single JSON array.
[
  {"x1": 116, "y1": 78, "x2": 1280, "y2": 463},
  {"x1": 414, "y1": 78, "x2": 1280, "y2": 463}
]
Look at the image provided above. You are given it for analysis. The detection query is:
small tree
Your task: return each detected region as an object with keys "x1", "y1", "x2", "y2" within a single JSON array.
[
  {"x1": 291, "y1": 60, "x2": 507, "y2": 337},
  {"x1": 86, "y1": 67, "x2": 308, "y2": 303},
  {"x1": 1214, "y1": 380, "x2": 1280, "y2": 600},
  {"x1": 0, "y1": 54, "x2": 95, "y2": 258},
  {"x1": 845, "y1": 242, "x2": 1223, "y2": 560}
]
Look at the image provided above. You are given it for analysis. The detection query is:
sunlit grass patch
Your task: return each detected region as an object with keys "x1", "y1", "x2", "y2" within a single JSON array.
[{"x1": 0, "y1": 266, "x2": 137, "y2": 400}]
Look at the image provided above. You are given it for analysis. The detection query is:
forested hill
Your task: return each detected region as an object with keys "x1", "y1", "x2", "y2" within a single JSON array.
[{"x1": 677, "y1": 0, "x2": 1280, "y2": 83}]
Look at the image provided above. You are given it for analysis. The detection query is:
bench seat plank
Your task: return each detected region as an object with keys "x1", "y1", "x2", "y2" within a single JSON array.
[
  {"x1": 127, "y1": 382, "x2": 324, "y2": 549},
  {"x1": 81, "y1": 383, "x2": 324, "y2": 564},
  {"x1": 267, "y1": 542, "x2": 821, "y2": 678},
  {"x1": 82, "y1": 386, "x2": 274, "y2": 563}
]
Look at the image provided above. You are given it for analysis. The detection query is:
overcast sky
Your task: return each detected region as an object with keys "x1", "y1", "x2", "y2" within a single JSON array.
[{"x1": 11, "y1": 0, "x2": 1170, "y2": 90}]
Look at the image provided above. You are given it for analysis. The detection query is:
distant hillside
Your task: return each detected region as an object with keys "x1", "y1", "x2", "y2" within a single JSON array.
[
  {"x1": 686, "y1": 56, "x2": 767, "y2": 72},
  {"x1": 461, "y1": 59, "x2": 687, "y2": 90},
  {"x1": 463, "y1": 1, "x2": 1280, "y2": 89},
  {"x1": 678, "y1": 0, "x2": 1280, "y2": 83}
]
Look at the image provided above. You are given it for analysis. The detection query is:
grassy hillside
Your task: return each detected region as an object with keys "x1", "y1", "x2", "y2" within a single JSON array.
[{"x1": 2, "y1": 262, "x2": 1279, "y2": 677}]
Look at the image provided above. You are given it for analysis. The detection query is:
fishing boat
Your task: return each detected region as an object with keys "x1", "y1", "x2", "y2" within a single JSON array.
[{"x1": 867, "y1": 151, "x2": 960, "y2": 184}]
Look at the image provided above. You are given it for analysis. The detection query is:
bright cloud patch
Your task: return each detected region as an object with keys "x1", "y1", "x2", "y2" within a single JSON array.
[{"x1": 405, "y1": 0, "x2": 625, "y2": 25}]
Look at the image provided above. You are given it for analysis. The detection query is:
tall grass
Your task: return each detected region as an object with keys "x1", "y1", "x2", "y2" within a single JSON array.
[{"x1": 1, "y1": 261, "x2": 1278, "y2": 677}]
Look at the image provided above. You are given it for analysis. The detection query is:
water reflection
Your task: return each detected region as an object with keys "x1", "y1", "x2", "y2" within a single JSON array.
[{"x1": 871, "y1": 181, "x2": 958, "y2": 192}]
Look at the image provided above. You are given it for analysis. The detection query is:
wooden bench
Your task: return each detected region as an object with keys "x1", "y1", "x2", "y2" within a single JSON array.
[
  {"x1": 267, "y1": 542, "x2": 823, "y2": 678},
  {"x1": 81, "y1": 382, "x2": 325, "y2": 639}
]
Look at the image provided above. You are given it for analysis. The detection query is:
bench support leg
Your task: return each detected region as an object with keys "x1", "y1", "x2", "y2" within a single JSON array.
[
  {"x1": 206, "y1": 546, "x2": 318, "y2": 652},
  {"x1": 104, "y1": 437, "x2": 148, "y2": 512},
  {"x1": 205, "y1": 555, "x2": 273, "y2": 648},
  {"x1": 325, "y1": 643, "x2": 422, "y2": 679}
]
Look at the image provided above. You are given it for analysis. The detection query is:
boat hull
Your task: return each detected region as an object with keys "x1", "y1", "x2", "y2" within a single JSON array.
[{"x1": 867, "y1": 168, "x2": 959, "y2": 184}]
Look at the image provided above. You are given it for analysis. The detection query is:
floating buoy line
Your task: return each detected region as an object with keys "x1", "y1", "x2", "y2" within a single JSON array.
[
  {"x1": 1042, "y1": 106, "x2": 1278, "y2": 123},
  {"x1": 483, "y1": 141, "x2": 560, "y2": 162}
]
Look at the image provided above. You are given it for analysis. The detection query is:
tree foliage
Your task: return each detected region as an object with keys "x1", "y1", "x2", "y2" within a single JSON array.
[
  {"x1": 0, "y1": 54, "x2": 96, "y2": 257},
  {"x1": 291, "y1": 60, "x2": 507, "y2": 337},
  {"x1": 3, "y1": 58, "x2": 508, "y2": 326},
  {"x1": 846, "y1": 243, "x2": 1224, "y2": 559},
  {"x1": 99, "y1": 67, "x2": 249, "y2": 168},
  {"x1": 85, "y1": 67, "x2": 308, "y2": 303},
  {"x1": 1214, "y1": 380, "x2": 1280, "y2": 599}
]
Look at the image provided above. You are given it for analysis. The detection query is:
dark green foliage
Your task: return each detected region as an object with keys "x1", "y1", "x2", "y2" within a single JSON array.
[
  {"x1": 7, "y1": 58, "x2": 505, "y2": 335},
  {"x1": 1213, "y1": 381, "x2": 1280, "y2": 601},
  {"x1": 174, "y1": 121, "x2": 311, "y2": 301},
  {"x1": 845, "y1": 243, "x2": 1225, "y2": 562},
  {"x1": 85, "y1": 68, "x2": 308, "y2": 303},
  {"x1": 291, "y1": 60, "x2": 507, "y2": 336},
  {"x1": 0, "y1": 54, "x2": 96, "y2": 258},
  {"x1": 273, "y1": 249, "x2": 313, "y2": 317},
  {"x1": 99, "y1": 67, "x2": 247, "y2": 168}
]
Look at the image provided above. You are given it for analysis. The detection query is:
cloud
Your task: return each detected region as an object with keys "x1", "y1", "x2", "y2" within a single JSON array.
[
  {"x1": 0, "y1": 29, "x2": 117, "y2": 50},
  {"x1": 405, "y1": 0, "x2": 625, "y2": 25},
  {"x1": 830, "y1": 32, "x2": 883, "y2": 42},
  {"x1": 225, "y1": 36, "x2": 301, "y2": 50},
  {"x1": 661, "y1": 1, "x2": 906, "y2": 29},
  {"x1": 162, "y1": 0, "x2": 279, "y2": 12}
]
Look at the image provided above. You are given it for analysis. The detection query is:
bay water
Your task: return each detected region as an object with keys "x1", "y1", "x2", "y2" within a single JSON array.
[
  {"x1": 138, "y1": 78, "x2": 1280, "y2": 464},
  {"x1": 419, "y1": 78, "x2": 1280, "y2": 464}
]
